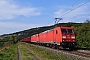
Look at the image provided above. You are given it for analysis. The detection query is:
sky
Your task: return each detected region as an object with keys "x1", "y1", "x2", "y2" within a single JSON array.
[{"x1": 0, "y1": 0, "x2": 90, "y2": 35}]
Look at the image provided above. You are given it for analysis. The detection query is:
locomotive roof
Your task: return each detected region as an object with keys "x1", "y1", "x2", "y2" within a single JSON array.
[
  {"x1": 40, "y1": 29, "x2": 54, "y2": 34},
  {"x1": 32, "y1": 26, "x2": 73, "y2": 36},
  {"x1": 55, "y1": 26, "x2": 72, "y2": 29},
  {"x1": 60, "y1": 26, "x2": 72, "y2": 29}
]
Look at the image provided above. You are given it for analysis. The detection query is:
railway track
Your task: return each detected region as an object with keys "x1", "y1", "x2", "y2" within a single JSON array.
[
  {"x1": 17, "y1": 44, "x2": 40, "y2": 60},
  {"x1": 70, "y1": 50, "x2": 90, "y2": 58},
  {"x1": 27, "y1": 43, "x2": 90, "y2": 60}
]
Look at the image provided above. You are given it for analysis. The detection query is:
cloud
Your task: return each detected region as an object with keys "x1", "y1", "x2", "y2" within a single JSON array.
[
  {"x1": 54, "y1": 3, "x2": 90, "y2": 22},
  {"x1": 0, "y1": 0, "x2": 41, "y2": 20}
]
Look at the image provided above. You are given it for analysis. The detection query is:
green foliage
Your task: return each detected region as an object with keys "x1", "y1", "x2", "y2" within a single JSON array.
[
  {"x1": 10, "y1": 35, "x2": 15, "y2": 41},
  {"x1": 0, "y1": 42, "x2": 4, "y2": 47},
  {"x1": 9, "y1": 35, "x2": 17, "y2": 44},
  {"x1": 0, "y1": 44, "x2": 18, "y2": 60},
  {"x1": 73, "y1": 23, "x2": 90, "y2": 48}
]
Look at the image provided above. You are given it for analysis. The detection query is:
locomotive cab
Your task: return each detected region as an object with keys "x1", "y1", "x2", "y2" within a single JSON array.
[
  {"x1": 54, "y1": 26, "x2": 76, "y2": 48},
  {"x1": 61, "y1": 27, "x2": 76, "y2": 48}
]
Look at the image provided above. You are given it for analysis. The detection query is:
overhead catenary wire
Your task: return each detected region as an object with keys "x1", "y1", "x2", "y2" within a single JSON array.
[
  {"x1": 54, "y1": 0, "x2": 90, "y2": 24},
  {"x1": 48, "y1": 0, "x2": 90, "y2": 25},
  {"x1": 47, "y1": 0, "x2": 81, "y2": 25},
  {"x1": 75, "y1": 15, "x2": 90, "y2": 21},
  {"x1": 61, "y1": 0, "x2": 90, "y2": 17}
]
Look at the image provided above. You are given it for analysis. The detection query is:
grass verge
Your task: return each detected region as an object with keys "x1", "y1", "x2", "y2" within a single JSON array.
[
  {"x1": 19, "y1": 44, "x2": 37, "y2": 60},
  {"x1": 21, "y1": 43, "x2": 72, "y2": 60},
  {"x1": 0, "y1": 44, "x2": 18, "y2": 60}
]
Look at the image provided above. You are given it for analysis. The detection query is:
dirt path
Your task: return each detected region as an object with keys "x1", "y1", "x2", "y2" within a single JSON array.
[{"x1": 17, "y1": 46, "x2": 22, "y2": 60}]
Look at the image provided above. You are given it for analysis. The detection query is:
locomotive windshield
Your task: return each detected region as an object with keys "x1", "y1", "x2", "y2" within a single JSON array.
[
  {"x1": 61, "y1": 29, "x2": 67, "y2": 34},
  {"x1": 68, "y1": 29, "x2": 74, "y2": 34},
  {"x1": 61, "y1": 29, "x2": 74, "y2": 34}
]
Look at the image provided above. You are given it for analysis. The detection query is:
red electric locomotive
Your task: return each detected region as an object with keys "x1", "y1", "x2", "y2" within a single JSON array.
[
  {"x1": 54, "y1": 26, "x2": 76, "y2": 48},
  {"x1": 20, "y1": 26, "x2": 76, "y2": 49},
  {"x1": 30, "y1": 26, "x2": 76, "y2": 49}
]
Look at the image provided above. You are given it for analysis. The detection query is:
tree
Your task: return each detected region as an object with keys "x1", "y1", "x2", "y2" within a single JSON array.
[
  {"x1": 9, "y1": 35, "x2": 17, "y2": 44},
  {"x1": 73, "y1": 23, "x2": 90, "y2": 48}
]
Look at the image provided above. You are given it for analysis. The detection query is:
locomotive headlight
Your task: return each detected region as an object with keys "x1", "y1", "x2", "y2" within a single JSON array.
[
  {"x1": 62, "y1": 36, "x2": 66, "y2": 39},
  {"x1": 71, "y1": 36, "x2": 75, "y2": 39},
  {"x1": 73, "y1": 40, "x2": 75, "y2": 42},
  {"x1": 63, "y1": 40, "x2": 65, "y2": 41}
]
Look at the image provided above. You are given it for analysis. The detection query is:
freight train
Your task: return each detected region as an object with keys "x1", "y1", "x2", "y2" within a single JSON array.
[{"x1": 20, "y1": 26, "x2": 76, "y2": 49}]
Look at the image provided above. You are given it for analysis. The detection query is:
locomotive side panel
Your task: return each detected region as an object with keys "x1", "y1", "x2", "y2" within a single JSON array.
[
  {"x1": 39, "y1": 31, "x2": 48, "y2": 43},
  {"x1": 54, "y1": 27, "x2": 62, "y2": 45},
  {"x1": 31, "y1": 35, "x2": 37, "y2": 42},
  {"x1": 47, "y1": 30, "x2": 54, "y2": 43},
  {"x1": 39, "y1": 33, "x2": 43, "y2": 43},
  {"x1": 36, "y1": 34, "x2": 39, "y2": 42},
  {"x1": 42, "y1": 32, "x2": 47, "y2": 43}
]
